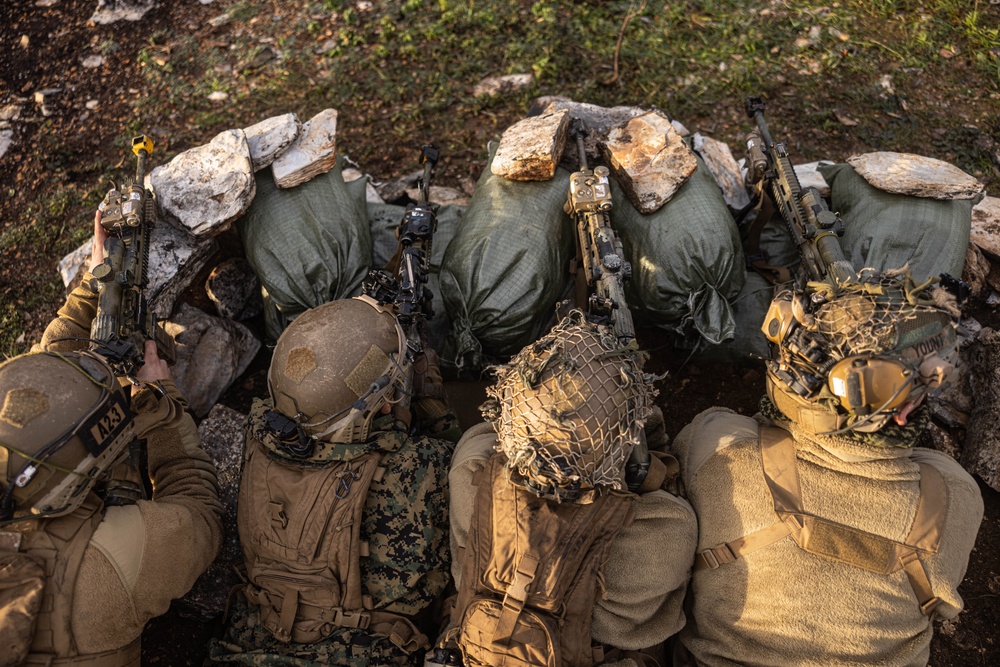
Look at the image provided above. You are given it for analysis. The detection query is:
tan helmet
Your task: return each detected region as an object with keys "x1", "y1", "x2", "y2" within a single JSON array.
[
  {"x1": 0, "y1": 351, "x2": 135, "y2": 521},
  {"x1": 266, "y1": 296, "x2": 410, "y2": 452},
  {"x1": 762, "y1": 268, "x2": 961, "y2": 435},
  {"x1": 483, "y1": 312, "x2": 655, "y2": 501}
]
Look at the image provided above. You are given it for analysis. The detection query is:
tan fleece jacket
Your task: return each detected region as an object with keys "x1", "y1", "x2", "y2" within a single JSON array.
[
  {"x1": 672, "y1": 407, "x2": 983, "y2": 667},
  {"x1": 28, "y1": 280, "x2": 225, "y2": 658},
  {"x1": 449, "y1": 422, "x2": 697, "y2": 652}
]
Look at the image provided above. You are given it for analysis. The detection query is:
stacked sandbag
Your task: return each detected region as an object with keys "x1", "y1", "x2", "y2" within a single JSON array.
[
  {"x1": 609, "y1": 151, "x2": 745, "y2": 347},
  {"x1": 820, "y1": 152, "x2": 985, "y2": 280},
  {"x1": 439, "y1": 147, "x2": 574, "y2": 370},
  {"x1": 236, "y1": 156, "x2": 371, "y2": 341}
]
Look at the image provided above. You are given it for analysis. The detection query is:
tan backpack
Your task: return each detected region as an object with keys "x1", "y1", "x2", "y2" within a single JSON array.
[
  {"x1": 450, "y1": 453, "x2": 635, "y2": 667},
  {"x1": 238, "y1": 432, "x2": 429, "y2": 654},
  {"x1": 694, "y1": 425, "x2": 948, "y2": 616}
]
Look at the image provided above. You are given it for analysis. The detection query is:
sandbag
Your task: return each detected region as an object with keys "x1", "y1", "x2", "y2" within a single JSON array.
[
  {"x1": 820, "y1": 162, "x2": 980, "y2": 281},
  {"x1": 611, "y1": 154, "x2": 745, "y2": 346},
  {"x1": 236, "y1": 156, "x2": 371, "y2": 341},
  {"x1": 440, "y1": 147, "x2": 575, "y2": 370},
  {"x1": 369, "y1": 202, "x2": 464, "y2": 352}
]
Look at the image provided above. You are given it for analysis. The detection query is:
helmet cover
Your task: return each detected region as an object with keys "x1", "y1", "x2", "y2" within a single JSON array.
[{"x1": 482, "y1": 312, "x2": 655, "y2": 497}]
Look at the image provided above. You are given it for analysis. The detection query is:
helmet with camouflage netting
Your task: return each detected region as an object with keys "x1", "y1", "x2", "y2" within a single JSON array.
[
  {"x1": 0, "y1": 350, "x2": 135, "y2": 521},
  {"x1": 482, "y1": 312, "x2": 655, "y2": 502},
  {"x1": 266, "y1": 296, "x2": 410, "y2": 454},
  {"x1": 761, "y1": 267, "x2": 961, "y2": 436}
]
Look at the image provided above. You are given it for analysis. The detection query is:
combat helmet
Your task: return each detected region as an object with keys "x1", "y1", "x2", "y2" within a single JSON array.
[
  {"x1": 0, "y1": 351, "x2": 135, "y2": 522},
  {"x1": 761, "y1": 267, "x2": 961, "y2": 436},
  {"x1": 265, "y1": 296, "x2": 410, "y2": 455},
  {"x1": 483, "y1": 312, "x2": 655, "y2": 502}
]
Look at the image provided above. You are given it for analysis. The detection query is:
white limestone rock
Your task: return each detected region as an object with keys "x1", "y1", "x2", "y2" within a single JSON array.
[
  {"x1": 846, "y1": 152, "x2": 985, "y2": 200},
  {"x1": 342, "y1": 166, "x2": 384, "y2": 204},
  {"x1": 473, "y1": 73, "x2": 533, "y2": 97},
  {"x1": 793, "y1": 160, "x2": 834, "y2": 198},
  {"x1": 0, "y1": 129, "x2": 14, "y2": 160},
  {"x1": 671, "y1": 119, "x2": 690, "y2": 137},
  {"x1": 243, "y1": 113, "x2": 300, "y2": 171},
  {"x1": 602, "y1": 110, "x2": 698, "y2": 214},
  {"x1": 970, "y1": 195, "x2": 1000, "y2": 259},
  {"x1": 148, "y1": 129, "x2": 256, "y2": 238},
  {"x1": 272, "y1": 108, "x2": 338, "y2": 189},
  {"x1": 404, "y1": 185, "x2": 470, "y2": 208},
  {"x1": 163, "y1": 304, "x2": 260, "y2": 418},
  {"x1": 205, "y1": 258, "x2": 262, "y2": 321},
  {"x1": 56, "y1": 223, "x2": 216, "y2": 319},
  {"x1": 89, "y1": 0, "x2": 155, "y2": 24},
  {"x1": 490, "y1": 110, "x2": 570, "y2": 181},
  {"x1": 693, "y1": 133, "x2": 751, "y2": 211},
  {"x1": 529, "y1": 96, "x2": 646, "y2": 167}
]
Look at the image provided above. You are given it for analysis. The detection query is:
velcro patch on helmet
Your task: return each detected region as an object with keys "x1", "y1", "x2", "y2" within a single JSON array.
[
  {"x1": 345, "y1": 345, "x2": 391, "y2": 398},
  {"x1": 0, "y1": 388, "x2": 49, "y2": 428},
  {"x1": 284, "y1": 347, "x2": 318, "y2": 385}
]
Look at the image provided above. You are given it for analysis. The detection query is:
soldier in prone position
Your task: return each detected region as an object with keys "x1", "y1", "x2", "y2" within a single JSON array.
[
  {"x1": 0, "y1": 216, "x2": 224, "y2": 666},
  {"x1": 437, "y1": 312, "x2": 697, "y2": 667},
  {"x1": 209, "y1": 295, "x2": 460, "y2": 666},
  {"x1": 672, "y1": 270, "x2": 983, "y2": 666}
]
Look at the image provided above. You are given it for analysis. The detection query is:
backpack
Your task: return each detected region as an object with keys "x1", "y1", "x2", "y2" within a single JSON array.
[
  {"x1": 450, "y1": 453, "x2": 634, "y2": 667},
  {"x1": 238, "y1": 405, "x2": 432, "y2": 655}
]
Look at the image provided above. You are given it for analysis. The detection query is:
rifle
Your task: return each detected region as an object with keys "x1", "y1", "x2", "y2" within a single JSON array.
[
  {"x1": 743, "y1": 96, "x2": 856, "y2": 286},
  {"x1": 363, "y1": 144, "x2": 440, "y2": 364},
  {"x1": 90, "y1": 135, "x2": 175, "y2": 383},
  {"x1": 563, "y1": 119, "x2": 649, "y2": 492}
]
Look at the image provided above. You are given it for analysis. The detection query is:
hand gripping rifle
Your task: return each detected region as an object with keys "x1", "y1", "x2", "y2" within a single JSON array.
[
  {"x1": 90, "y1": 136, "x2": 175, "y2": 383},
  {"x1": 563, "y1": 119, "x2": 649, "y2": 492},
  {"x1": 363, "y1": 145, "x2": 441, "y2": 363},
  {"x1": 743, "y1": 96, "x2": 856, "y2": 286}
]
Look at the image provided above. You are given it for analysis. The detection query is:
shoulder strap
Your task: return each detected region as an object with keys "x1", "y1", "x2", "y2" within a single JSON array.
[
  {"x1": 25, "y1": 493, "x2": 106, "y2": 658},
  {"x1": 694, "y1": 426, "x2": 950, "y2": 616}
]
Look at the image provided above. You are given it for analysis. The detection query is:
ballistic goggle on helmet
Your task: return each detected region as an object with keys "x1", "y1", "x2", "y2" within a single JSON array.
[
  {"x1": 762, "y1": 269, "x2": 961, "y2": 435},
  {"x1": 0, "y1": 351, "x2": 135, "y2": 522},
  {"x1": 484, "y1": 313, "x2": 655, "y2": 502},
  {"x1": 266, "y1": 296, "x2": 411, "y2": 455}
]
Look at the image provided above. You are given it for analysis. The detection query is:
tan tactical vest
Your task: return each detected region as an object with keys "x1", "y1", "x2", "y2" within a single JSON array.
[
  {"x1": 238, "y1": 434, "x2": 429, "y2": 654},
  {"x1": 694, "y1": 425, "x2": 948, "y2": 616},
  {"x1": 0, "y1": 493, "x2": 141, "y2": 667},
  {"x1": 450, "y1": 453, "x2": 635, "y2": 667}
]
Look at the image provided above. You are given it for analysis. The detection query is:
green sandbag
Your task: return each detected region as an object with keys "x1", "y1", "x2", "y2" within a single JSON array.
[
  {"x1": 611, "y1": 155, "x2": 745, "y2": 346},
  {"x1": 369, "y1": 203, "x2": 464, "y2": 352},
  {"x1": 440, "y1": 151, "x2": 574, "y2": 370},
  {"x1": 236, "y1": 157, "x2": 371, "y2": 341},
  {"x1": 819, "y1": 163, "x2": 979, "y2": 281}
]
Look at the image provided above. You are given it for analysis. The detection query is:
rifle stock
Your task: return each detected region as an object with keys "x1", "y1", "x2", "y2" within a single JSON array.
[{"x1": 90, "y1": 135, "x2": 175, "y2": 382}]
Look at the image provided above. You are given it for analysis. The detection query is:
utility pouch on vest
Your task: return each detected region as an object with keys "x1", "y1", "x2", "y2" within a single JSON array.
[
  {"x1": 0, "y1": 541, "x2": 45, "y2": 667},
  {"x1": 453, "y1": 453, "x2": 634, "y2": 667}
]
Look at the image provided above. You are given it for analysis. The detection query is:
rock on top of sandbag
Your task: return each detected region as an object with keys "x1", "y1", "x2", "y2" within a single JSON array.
[
  {"x1": 846, "y1": 152, "x2": 985, "y2": 200},
  {"x1": 602, "y1": 109, "x2": 698, "y2": 214},
  {"x1": 243, "y1": 113, "x2": 301, "y2": 172},
  {"x1": 529, "y1": 96, "x2": 646, "y2": 166},
  {"x1": 272, "y1": 108, "x2": 338, "y2": 189},
  {"x1": 491, "y1": 109, "x2": 570, "y2": 181},
  {"x1": 692, "y1": 133, "x2": 750, "y2": 211},
  {"x1": 971, "y1": 195, "x2": 1000, "y2": 259},
  {"x1": 148, "y1": 128, "x2": 256, "y2": 238}
]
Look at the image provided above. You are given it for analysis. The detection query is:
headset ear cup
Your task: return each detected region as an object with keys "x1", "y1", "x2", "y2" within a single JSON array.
[{"x1": 846, "y1": 371, "x2": 865, "y2": 411}]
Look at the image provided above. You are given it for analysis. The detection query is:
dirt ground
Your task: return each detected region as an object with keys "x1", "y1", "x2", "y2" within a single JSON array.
[{"x1": 2, "y1": 1, "x2": 999, "y2": 666}]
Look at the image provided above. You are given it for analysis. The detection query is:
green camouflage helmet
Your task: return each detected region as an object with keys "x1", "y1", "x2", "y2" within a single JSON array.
[{"x1": 0, "y1": 351, "x2": 135, "y2": 521}]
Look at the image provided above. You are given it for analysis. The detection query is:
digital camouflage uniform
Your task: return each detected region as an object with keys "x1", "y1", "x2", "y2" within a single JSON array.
[{"x1": 209, "y1": 403, "x2": 456, "y2": 666}]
